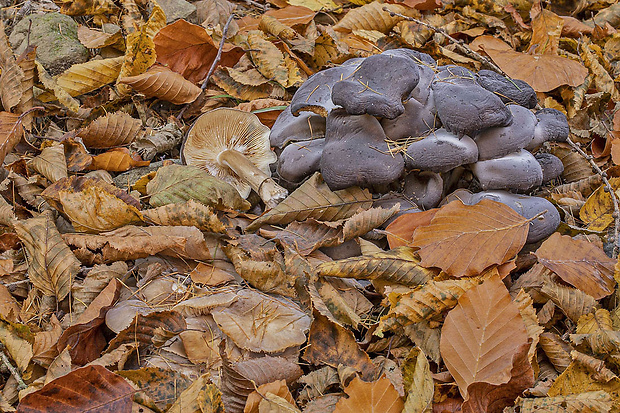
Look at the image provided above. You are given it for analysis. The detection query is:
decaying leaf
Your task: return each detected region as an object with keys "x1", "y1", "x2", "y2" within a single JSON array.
[
  {"x1": 0, "y1": 112, "x2": 24, "y2": 166},
  {"x1": 28, "y1": 144, "x2": 68, "y2": 183},
  {"x1": 334, "y1": 2, "x2": 419, "y2": 33},
  {"x1": 119, "y1": 66, "x2": 203, "y2": 105},
  {"x1": 142, "y1": 199, "x2": 226, "y2": 233},
  {"x1": 78, "y1": 111, "x2": 144, "y2": 149},
  {"x1": 402, "y1": 347, "x2": 433, "y2": 413},
  {"x1": 515, "y1": 391, "x2": 612, "y2": 413},
  {"x1": 333, "y1": 375, "x2": 403, "y2": 413},
  {"x1": 580, "y1": 178, "x2": 620, "y2": 232}
]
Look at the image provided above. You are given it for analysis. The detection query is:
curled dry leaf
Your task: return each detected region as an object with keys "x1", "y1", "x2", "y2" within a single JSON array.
[
  {"x1": 211, "y1": 288, "x2": 310, "y2": 353},
  {"x1": 334, "y1": 2, "x2": 419, "y2": 33},
  {"x1": 119, "y1": 66, "x2": 202, "y2": 105},
  {"x1": 146, "y1": 164, "x2": 251, "y2": 211},
  {"x1": 154, "y1": 19, "x2": 243, "y2": 84},
  {"x1": 16, "y1": 365, "x2": 133, "y2": 413},
  {"x1": 516, "y1": 391, "x2": 612, "y2": 413},
  {"x1": 16, "y1": 46, "x2": 36, "y2": 130},
  {"x1": 247, "y1": 31, "x2": 289, "y2": 88},
  {"x1": 118, "y1": 367, "x2": 192, "y2": 412},
  {"x1": 317, "y1": 246, "x2": 437, "y2": 286},
  {"x1": 333, "y1": 375, "x2": 403, "y2": 413},
  {"x1": 540, "y1": 279, "x2": 598, "y2": 323},
  {"x1": 247, "y1": 173, "x2": 372, "y2": 232},
  {"x1": 411, "y1": 199, "x2": 530, "y2": 277},
  {"x1": 0, "y1": 20, "x2": 25, "y2": 111},
  {"x1": 572, "y1": 309, "x2": 620, "y2": 356},
  {"x1": 72, "y1": 261, "x2": 128, "y2": 318},
  {"x1": 13, "y1": 211, "x2": 80, "y2": 301},
  {"x1": 106, "y1": 310, "x2": 186, "y2": 353},
  {"x1": 402, "y1": 347, "x2": 433, "y2": 413},
  {"x1": 579, "y1": 178, "x2": 620, "y2": 231},
  {"x1": 78, "y1": 111, "x2": 144, "y2": 149},
  {"x1": 0, "y1": 112, "x2": 24, "y2": 166},
  {"x1": 28, "y1": 144, "x2": 68, "y2": 183},
  {"x1": 166, "y1": 374, "x2": 212, "y2": 413},
  {"x1": 36, "y1": 61, "x2": 81, "y2": 114},
  {"x1": 245, "y1": 380, "x2": 295, "y2": 413},
  {"x1": 440, "y1": 275, "x2": 533, "y2": 404},
  {"x1": 142, "y1": 199, "x2": 226, "y2": 233},
  {"x1": 535, "y1": 233, "x2": 615, "y2": 299},
  {"x1": 89, "y1": 147, "x2": 150, "y2": 172},
  {"x1": 42, "y1": 175, "x2": 143, "y2": 233},
  {"x1": 77, "y1": 26, "x2": 124, "y2": 49},
  {"x1": 213, "y1": 67, "x2": 286, "y2": 101}
]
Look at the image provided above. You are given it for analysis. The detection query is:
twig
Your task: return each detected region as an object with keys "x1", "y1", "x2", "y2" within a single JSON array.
[
  {"x1": 382, "y1": 7, "x2": 508, "y2": 77},
  {"x1": 565, "y1": 136, "x2": 620, "y2": 258},
  {"x1": 0, "y1": 345, "x2": 27, "y2": 390},
  {"x1": 177, "y1": 13, "x2": 236, "y2": 119}
]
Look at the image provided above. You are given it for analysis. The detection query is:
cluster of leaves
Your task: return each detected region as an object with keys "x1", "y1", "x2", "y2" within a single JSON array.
[{"x1": 0, "y1": 0, "x2": 618, "y2": 412}]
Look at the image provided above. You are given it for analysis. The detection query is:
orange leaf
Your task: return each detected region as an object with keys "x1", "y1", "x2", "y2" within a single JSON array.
[
  {"x1": 440, "y1": 275, "x2": 533, "y2": 406},
  {"x1": 385, "y1": 209, "x2": 438, "y2": 249},
  {"x1": 333, "y1": 376, "x2": 403, "y2": 413},
  {"x1": 89, "y1": 148, "x2": 149, "y2": 172},
  {"x1": 238, "y1": 5, "x2": 316, "y2": 31},
  {"x1": 153, "y1": 19, "x2": 243, "y2": 84},
  {"x1": 535, "y1": 232, "x2": 615, "y2": 299},
  {"x1": 118, "y1": 66, "x2": 202, "y2": 105},
  {"x1": 0, "y1": 112, "x2": 23, "y2": 166},
  {"x1": 411, "y1": 200, "x2": 529, "y2": 277}
]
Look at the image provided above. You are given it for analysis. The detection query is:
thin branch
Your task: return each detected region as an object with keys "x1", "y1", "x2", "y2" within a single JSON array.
[
  {"x1": 0, "y1": 345, "x2": 26, "y2": 390},
  {"x1": 565, "y1": 136, "x2": 620, "y2": 258},
  {"x1": 382, "y1": 7, "x2": 508, "y2": 76}
]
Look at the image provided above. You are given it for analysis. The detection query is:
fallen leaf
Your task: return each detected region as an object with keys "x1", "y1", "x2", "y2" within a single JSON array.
[
  {"x1": 28, "y1": 144, "x2": 68, "y2": 183},
  {"x1": 119, "y1": 66, "x2": 203, "y2": 105},
  {"x1": 245, "y1": 380, "x2": 295, "y2": 413},
  {"x1": 107, "y1": 310, "x2": 186, "y2": 353},
  {"x1": 385, "y1": 209, "x2": 438, "y2": 249},
  {"x1": 119, "y1": 367, "x2": 192, "y2": 412},
  {"x1": 333, "y1": 375, "x2": 403, "y2": 413},
  {"x1": 0, "y1": 20, "x2": 25, "y2": 111},
  {"x1": 78, "y1": 111, "x2": 144, "y2": 149},
  {"x1": 515, "y1": 391, "x2": 612, "y2": 413},
  {"x1": 334, "y1": 2, "x2": 418, "y2": 33},
  {"x1": 166, "y1": 374, "x2": 212, "y2": 413},
  {"x1": 402, "y1": 347, "x2": 433, "y2": 413},
  {"x1": 89, "y1": 147, "x2": 150, "y2": 172},
  {"x1": 0, "y1": 112, "x2": 24, "y2": 166},
  {"x1": 247, "y1": 31, "x2": 289, "y2": 88},
  {"x1": 572, "y1": 309, "x2": 620, "y2": 356}
]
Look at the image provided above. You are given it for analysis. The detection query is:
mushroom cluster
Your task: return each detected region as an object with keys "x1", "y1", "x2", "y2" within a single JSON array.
[{"x1": 269, "y1": 48, "x2": 569, "y2": 242}]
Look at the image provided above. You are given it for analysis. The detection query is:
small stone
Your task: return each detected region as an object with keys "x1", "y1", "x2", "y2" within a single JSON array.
[
  {"x1": 9, "y1": 13, "x2": 89, "y2": 76},
  {"x1": 157, "y1": 0, "x2": 196, "y2": 23}
]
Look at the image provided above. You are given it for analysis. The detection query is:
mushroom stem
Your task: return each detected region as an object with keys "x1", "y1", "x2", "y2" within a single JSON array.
[{"x1": 217, "y1": 149, "x2": 288, "y2": 209}]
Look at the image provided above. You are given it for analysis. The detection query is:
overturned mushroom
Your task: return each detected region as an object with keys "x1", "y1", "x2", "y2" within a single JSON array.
[
  {"x1": 320, "y1": 109, "x2": 405, "y2": 191},
  {"x1": 289, "y1": 64, "x2": 359, "y2": 117},
  {"x1": 403, "y1": 171, "x2": 443, "y2": 210},
  {"x1": 405, "y1": 128, "x2": 478, "y2": 173},
  {"x1": 331, "y1": 53, "x2": 420, "y2": 119},
  {"x1": 432, "y1": 67, "x2": 512, "y2": 137},
  {"x1": 277, "y1": 138, "x2": 325, "y2": 185},
  {"x1": 270, "y1": 106, "x2": 326, "y2": 150},
  {"x1": 471, "y1": 149, "x2": 543, "y2": 192},
  {"x1": 535, "y1": 153, "x2": 564, "y2": 183},
  {"x1": 182, "y1": 108, "x2": 288, "y2": 209},
  {"x1": 474, "y1": 105, "x2": 537, "y2": 160},
  {"x1": 527, "y1": 108, "x2": 570, "y2": 150},
  {"x1": 476, "y1": 70, "x2": 537, "y2": 109},
  {"x1": 381, "y1": 99, "x2": 439, "y2": 140}
]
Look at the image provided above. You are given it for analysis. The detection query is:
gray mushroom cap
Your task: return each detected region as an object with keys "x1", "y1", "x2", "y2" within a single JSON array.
[
  {"x1": 331, "y1": 53, "x2": 420, "y2": 119},
  {"x1": 527, "y1": 108, "x2": 570, "y2": 150},
  {"x1": 409, "y1": 65, "x2": 436, "y2": 106},
  {"x1": 320, "y1": 109, "x2": 405, "y2": 191},
  {"x1": 402, "y1": 171, "x2": 443, "y2": 210},
  {"x1": 476, "y1": 70, "x2": 537, "y2": 109},
  {"x1": 381, "y1": 99, "x2": 439, "y2": 141},
  {"x1": 383, "y1": 49, "x2": 437, "y2": 67},
  {"x1": 474, "y1": 105, "x2": 537, "y2": 161},
  {"x1": 373, "y1": 192, "x2": 421, "y2": 227},
  {"x1": 432, "y1": 73, "x2": 513, "y2": 137},
  {"x1": 270, "y1": 106, "x2": 326, "y2": 149},
  {"x1": 435, "y1": 66, "x2": 476, "y2": 84},
  {"x1": 405, "y1": 128, "x2": 478, "y2": 173},
  {"x1": 468, "y1": 190, "x2": 560, "y2": 243},
  {"x1": 471, "y1": 149, "x2": 543, "y2": 192},
  {"x1": 277, "y1": 138, "x2": 325, "y2": 185},
  {"x1": 290, "y1": 64, "x2": 359, "y2": 117},
  {"x1": 535, "y1": 153, "x2": 564, "y2": 183}
]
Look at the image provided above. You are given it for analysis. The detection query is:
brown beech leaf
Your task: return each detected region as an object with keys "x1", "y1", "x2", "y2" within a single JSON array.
[
  {"x1": 572, "y1": 309, "x2": 620, "y2": 356},
  {"x1": 540, "y1": 278, "x2": 598, "y2": 324},
  {"x1": 211, "y1": 288, "x2": 310, "y2": 353},
  {"x1": 0, "y1": 112, "x2": 24, "y2": 166},
  {"x1": 303, "y1": 310, "x2": 377, "y2": 381},
  {"x1": 535, "y1": 233, "x2": 615, "y2": 299},
  {"x1": 119, "y1": 367, "x2": 192, "y2": 412},
  {"x1": 274, "y1": 219, "x2": 343, "y2": 255},
  {"x1": 13, "y1": 212, "x2": 80, "y2": 301},
  {"x1": 106, "y1": 310, "x2": 186, "y2": 353},
  {"x1": 42, "y1": 175, "x2": 143, "y2": 233},
  {"x1": 247, "y1": 173, "x2": 372, "y2": 232},
  {"x1": 17, "y1": 365, "x2": 133, "y2": 413},
  {"x1": 197, "y1": 383, "x2": 225, "y2": 413},
  {"x1": 0, "y1": 21, "x2": 25, "y2": 111},
  {"x1": 247, "y1": 30, "x2": 289, "y2": 88},
  {"x1": 166, "y1": 374, "x2": 212, "y2": 413},
  {"x1": 317, "y1": 246, "x2": 437, "y2": 286},
  {"x1": 245, "y1": 380, "x2": 295, "y2": 413},
  {"x1": 16, "y1": 46, "x2": 36, "y2": 129},
  {"x1": 333, "y1": 375, "x2": 403, "y2": 413},
  {"x1": 411, "y1": 199, "x2": 530, "y2": 277},
  {"x1": 212, "y1": 67, "x2": 286, "y2": 101},
  {"x1": 0, "y1": 284, "x2": 21, "y2": 323},
  {"x1": 334, "y1": 3, "x2": 418, "y2": 33},
  {"x1": 72, "y1": 262, "x2": 128, "y2": 318},
  {"x1": 78, "y1": 26, "x2": 124, "y2": 49},
  {"x1": 31, "y1": 315, "x2": 63, "y2": 368},
  {"x1": 441, "y1": 275, "x2": 533, "y2": 407},
  {"x1": 516, "y1": 391, "x2": 612, "y2": 413},
  {"x1": 154, "y1": 19, "x2": 243, "y2": 84},
  {"x1": 141, "y1": 199, "x2": 226, "y2": 233},
  {"x1": 89, "y1": 147, "x2": 150, "y2": 172},
  {"x1": 118, "y1": 66, "x2": 202, "y2": 105},
  {"x1": 28, "y1": 144, "x2": 68, "y2": 183},
  {"x1": 78, "y1": 111, "x2": 144, "y2": 149}
]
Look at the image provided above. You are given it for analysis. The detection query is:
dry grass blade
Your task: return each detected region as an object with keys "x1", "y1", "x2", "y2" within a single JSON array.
[
  {"x1": 535, "y1": 233, "x2": 615, "y2": 299},
  {"x1": 13, "y1": 211, "x2": 81, "y2": 301},
  {"x1": 246, "y1": 173, "x2": 372, "y2": 232},
  {"x1": 411, "y1": 199, "x2": 530, "y2": 277},
  {"x1": 119, "y1": 66, "x2": 202, "y2": 105},
  {"x1": 78, "y1": 111, "x2": 143, "y2": 149},
  {"x1": 317, "y1": 246, "x2": 437, "y2": 286}
]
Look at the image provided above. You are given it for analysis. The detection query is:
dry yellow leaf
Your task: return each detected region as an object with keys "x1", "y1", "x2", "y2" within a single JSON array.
[
  {"x1": 286, "y1": 0, "x2": 338, "y2": 12},
  {"x1": 29, "y1": 144, "x2": 68, "y2": 183},
  {"x1": 119, "y1": 66, "x2": 202, "y2": 105},
  {"x1": 36, "y1": 61, "x2": 81, "y2": 113},
  {"x1": 334, "y1": 2, "x2": 419, "y2": 33},
  {"x1": 247, "y1": 31, "x2": 289, "y2": 88},
  {"x1": 580, "y1": 178, "x2": 620, "y2": 231},
  {"x1": 142, "y1": 199, "x2": 226, "y2": 233},
  {"x1": 402, "y1": 348, "x2": 433, "y2": 413},
  {"x1": 16, "y1": 46, "x2": 36, "y2": 130}
]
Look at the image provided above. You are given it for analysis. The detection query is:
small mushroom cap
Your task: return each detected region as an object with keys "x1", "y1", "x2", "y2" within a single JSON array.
[
  {"x1": 182, "y1": 108, "x2": 276, "y2": 199},
  {"x1": 434, "y1": 65, "x2": 476, "y2": 85},
  {"x1": 471, "y1": 149, "x2": 543, "y2": 192},
  {"x1": 476, "y1": 70, "x2": 537, "y2": 109},
  {"x1": 320, "y1": 109, "x2": 405, "y2": 191},
  {"x1": 469, "y1": 190, "x2": 560, "y2": 243},
  {"x1": 527, "y1": 108, "x2": 570, "y2": 150},
  {"x1": 474, "y1": 105, "x2": 537, "y2": 160},
  {"x1": 290, "y1": 64, "x2": 359, "y2": 117},
  {"x1": 405, "y1": 128, "x2": 478, "y2": 173},
  {"x1": 270, "y1": 106, "x2": 326, "y2": 149},
  {"x1": 381, "y1": 99, "x2": 439, "y2": 141},
  {"x1": 432, "y1": 78, "x2": 513, "y2": 137},
  {"x1": 535, "y1": 153, "x2": 564, "y2": 183},
  {"x1": 403, "y1": 171, "x2": 443, "y2": 210},
  {"x1": 331, "y1": 54, "x2": 420, "y2": 119},
  {"x1": 277, "y1": 138, "x2": 325, "y2": 185}
]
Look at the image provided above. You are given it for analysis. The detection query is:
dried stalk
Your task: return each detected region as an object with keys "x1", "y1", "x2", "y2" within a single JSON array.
[
  {"x1": 565, "y1": 136, "x2": 620, "y2": 258},
  {"x1": 0, "y1": 345, "x2": 26, "y2": 390},
  {"x1": 382, "y1": 7, "x2": 508, "y2": 76}
]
